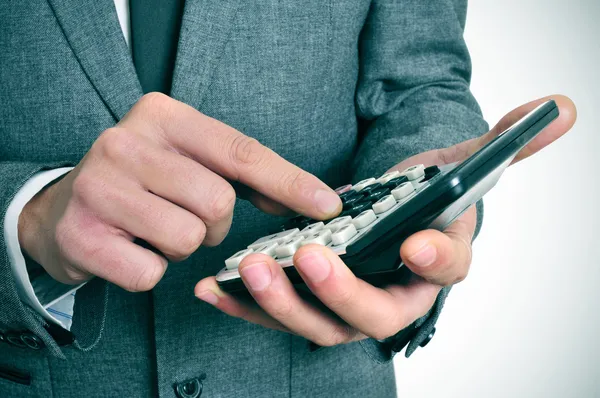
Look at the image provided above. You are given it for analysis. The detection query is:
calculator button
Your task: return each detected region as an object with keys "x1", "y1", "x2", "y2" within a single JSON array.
[
  {"x1": 365, "y1": 188, "x2": 390, "y2": 203},
  {"x1": 402, "y1": 164, "x2": 425, "y2": 180},
  {"x1": 248, "y1": 228, "x2": 300, "y2": 250},
  {"x1": 300, "y1": 229, "x2": 333, "y2": 247},
  {"x1": 423, "y1": 165, "x2": 441, "y2": 181},
  {"x1": 334, "y1": 184, "x2": 353, "y2": 195},
  {"x1": 325, "y1": 216, "x2": 352, "y2": 233},
  {"x1": 254, "y1": 241, "x2": 279, "y2": 256},
  {"x1": 225, "y1": 248, "x2": 254, "y2": 270},
  {"x1": 382, "y1": 176, "x2": 409, "y2": 190},
  {"x1": 331, "y1": 224, "x2": 358, "y2": 246},
  {"x1": 376, "y1": 171, "x2": 401, "y2": 185},
  {"x1": 372, "y1": 195, "x2": 396, "y2": 214},
  {"x1": 342, "y1": 194, "x2": 365, "y2": 209},
  {"x1": 352, "y1": 209, "x2": 377, "y2": 229},
  {"x1": 338, "y1": 189, "x2": 360, "y2": 201},
  {"x1": 275, "y1": 236, "x2": 304, "y2": 258},
  {"x1": 359, "y1": 183, "x2": 383, "y2": 196},
  {"x1": 342, "y1": 200, "x2": 372, "y2": 218},
  {"x1": 301, "y1": 222, "x2": 324, "y2": 234},
  {"x1": 282, "y1": 215, "x2": 310, "y2": 231},
  {"x1": 391, "y1": 182, "x2": 415, "y2": 200},
  {"x1": 352, "y1": 178, "x2": 377, "y2": 192}
]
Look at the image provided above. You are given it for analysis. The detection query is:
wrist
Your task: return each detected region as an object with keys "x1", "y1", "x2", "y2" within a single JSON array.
[{"x1": 17, "y1": 180, "x2": 59, "y2": 266}]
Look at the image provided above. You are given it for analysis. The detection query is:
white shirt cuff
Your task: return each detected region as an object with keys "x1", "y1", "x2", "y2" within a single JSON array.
[{"x1": 4, "y1": 167, "x2": 81, "y2": 330}]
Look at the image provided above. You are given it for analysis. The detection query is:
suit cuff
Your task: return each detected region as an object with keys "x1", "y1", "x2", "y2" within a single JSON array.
[
  {"x1": 360, "y1": 199, "x2": 484, "y2": 363},
  {"x1": 3, "y1": 167, "x2": 82, "y2": 330}
]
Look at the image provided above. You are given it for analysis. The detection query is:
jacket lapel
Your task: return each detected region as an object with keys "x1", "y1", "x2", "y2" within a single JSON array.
[
  {"x1": 170, "y1": 0, "x2": 241, "y2": 111},
  {"x1": 47, "y1": 0, "x2": 142, "y2": 121}
]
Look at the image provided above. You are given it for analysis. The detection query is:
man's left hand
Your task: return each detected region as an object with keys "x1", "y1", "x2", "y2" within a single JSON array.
[{"x1": 194, "y1": 95, "x2": 576, "y2": 346}]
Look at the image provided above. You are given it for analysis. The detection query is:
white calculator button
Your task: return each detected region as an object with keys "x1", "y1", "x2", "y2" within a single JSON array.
[
  {"x1": 325, "y1": 216, "x2": 352, "y2": 233},
  {"x1": 352, "y1": 177, "x2": 377, "y2": 192},
  {"x1": 372, "y1": 195, "x2": 396, "y2": 214},
  {"x1": 331, "y1": 224, "x2": 358, "y2": 246},
  {"x1": 376, "y1": 171, "x2": 400, "y2": 185},
  {"x1": 275, "y1": 236, "x2": 304, "y2": 258},
  {"x1": 225, "y1": 248, "x2": 254, "y2": 270},
  {"x1": 300, "y1": 229, "x2": 333, "y2": 247},
  {"x1": 248, "y1": 228, "x2": 299, "y2": 250},
  {"x1": 254, "y1": 241, "x2": 279, "y2": 257},
  {"x1": 352, "y1": 209, "x2": 377, "y2": 229},
  {"x1": 402, "y1": 164, "x2": 425, "y2": 180},
  {"x1": 301, "y1": 222, "x2": 324, "y2": 234},
  {"x1": 391, "y1": 182, "x2": 415, "y2": 200}
]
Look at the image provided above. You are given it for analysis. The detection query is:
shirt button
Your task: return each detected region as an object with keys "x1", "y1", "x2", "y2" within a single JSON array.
[
  {"x1": 419, "y1": 327, "x2": 436, "y2": 347},
  {"x1": 174, "y1": 374, "x2": 205, "y2": 398}
]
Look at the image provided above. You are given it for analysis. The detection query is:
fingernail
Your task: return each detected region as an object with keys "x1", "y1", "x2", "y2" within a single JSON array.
[
  {"x1": 314, "y1": 189, "x2": 342, "y2": 215},
  {"x1": 240, "y1": 262, "x2": 271, "y2": 292},
  {"x1": 295, "y1": 251, "x2": 331, "y2": 283},
  {"x1": 196, "y1": 290, "x2": 219, "y2": 305},
  {"x1": 408, "y1": 244, "x2": 437, "y2": 267}
]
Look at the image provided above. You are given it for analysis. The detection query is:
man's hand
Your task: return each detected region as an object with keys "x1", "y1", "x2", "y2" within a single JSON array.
[
  {"x1": 195, "y1": 95, "x2": 577, "y2": 346},
  {"x1": 18, "y1": 93, "x2": 342, "y2": 292}
]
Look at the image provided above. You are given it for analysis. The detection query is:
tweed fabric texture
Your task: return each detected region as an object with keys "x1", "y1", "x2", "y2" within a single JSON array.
[{"x1": 0, "y1": 0, "x2": 488, "y2": 396}]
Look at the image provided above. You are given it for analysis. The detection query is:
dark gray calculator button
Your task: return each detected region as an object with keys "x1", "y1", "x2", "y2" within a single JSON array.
[
  {"x1": 342, "y1": 201, "x2": 372, "y2": 218},
  {"x1": 382, "y1": 176, "x2": 409, "y2": 190},
  {"x1": 342, "y1": 195, "x2": 364, "y2": 209},
  {"x1": 422, "y1": 165, "x2": 441, "y2": 182},
  {"x1": 359, "y1": 183, "x2": 383, "y2": 196},
  {"x1": 339, "y1": 189, "x2": 360, "y2": 201},
  {"x1": 365, "y1": 188, "x2": 389, "y2": 203}
]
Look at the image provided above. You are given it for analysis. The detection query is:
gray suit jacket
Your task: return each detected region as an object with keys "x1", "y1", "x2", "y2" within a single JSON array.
[{"x1": 0, "y1": 0, "x2": 488, "y2": 396}]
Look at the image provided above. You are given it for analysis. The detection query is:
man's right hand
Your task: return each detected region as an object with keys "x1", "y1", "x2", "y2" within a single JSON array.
[{"x1": 17, "y1": 93, "x2": 342, "y2": 292}]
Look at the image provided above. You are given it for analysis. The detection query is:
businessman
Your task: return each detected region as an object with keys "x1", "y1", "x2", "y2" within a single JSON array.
[{"x1": 0, "y1": 0, "x2": 576, "y2": 397}]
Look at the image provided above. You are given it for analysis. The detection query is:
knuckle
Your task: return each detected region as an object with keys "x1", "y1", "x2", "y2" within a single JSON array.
[
  {"x1": 138, "y1": 92, "x2": 170, "y2": 111},
  {"x1": 452, "y1": 267, "x2": 469, "y2": 284},
  {"x1": 61, "y1": 263, "x2": 90, "y2": 285},
  {"x1": 370, "y1": 308, "x2": 408, "y2": 341},
  {"x1": 206, "y1": 184, "x2": 236, "y2": 223},
  {"x1": 436, "y1": 145, "x2": 459, "y2": 165},
  {"x1": 318, "y1": 325, "x2": 353, "y2": 347},
  {"x1": 96, "y1": 127, "x2": 138, "y2": 162},
  {"x1": 450, "y1": 235, "x2": 472, "y2": 284},
  {"x1": 281, "y1": 170, "x2": 312, "y2": 199},
  {"x1": 170, "y1": 222, "x2": 206, "y2": 260},
  {"x1": 270, "y1": 298, "x2": 294, "y2": 320},
  {"x1": 325, "y1": 288, "x2": 355, "y2": 311},
  {"x1": 54, "y1": 214, "x2": 84, "y2": 257},
  {"x1": 370, "y1": 321, "x2": 401, "y2": 341},
  {"x1": 229, "y1": 135, "x2": 266, "y2": 170},
  {"x1": 71, "y1": 173, "x2": 96, "y2": 203},
  {"x1": 126, "y1": 257, "x2": 166, "y2": 292}
]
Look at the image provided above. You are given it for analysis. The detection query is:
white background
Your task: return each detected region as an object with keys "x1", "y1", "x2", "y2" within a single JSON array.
[{"x1": 394, "y1": 1, "x2": 600, "y2": 397}]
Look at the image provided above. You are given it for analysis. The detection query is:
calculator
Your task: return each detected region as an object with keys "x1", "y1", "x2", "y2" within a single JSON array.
[{"x1": 216, "y1": 100, "x2": 559, "y2": 293}]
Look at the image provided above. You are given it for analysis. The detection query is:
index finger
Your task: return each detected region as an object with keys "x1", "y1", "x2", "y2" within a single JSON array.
[
  {"x1": 471, "y1": 95, "x2": 577, "y2": 164},
  {"x1": 123, "y1": 93, "x2": 342, "y2": 220}
]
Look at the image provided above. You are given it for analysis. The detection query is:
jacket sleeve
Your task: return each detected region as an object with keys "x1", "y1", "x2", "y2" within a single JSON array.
[
  {"x1": 352, "y1": 0, "x2": 489, "y2": 362},
  {"x1": 0, "y1": 161, "x2": 78, "y2": 359}
]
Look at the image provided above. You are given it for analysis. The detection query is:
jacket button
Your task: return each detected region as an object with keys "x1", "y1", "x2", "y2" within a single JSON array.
[
  {"x1": 419, "y1": 327, "x2": 436, "y2": 347},
  {"x1": 6, "y1": 332, "x2": 27, "y2": 348},
  {"x1": 21, "y1": 332, "x2": 44, "y2": 350},
  {"x1": 3, "y1": 331, "x2": 44, "y2": 350},
  {"x1": 174, "y1": 374, "x2": 205, "y2": 398}
]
